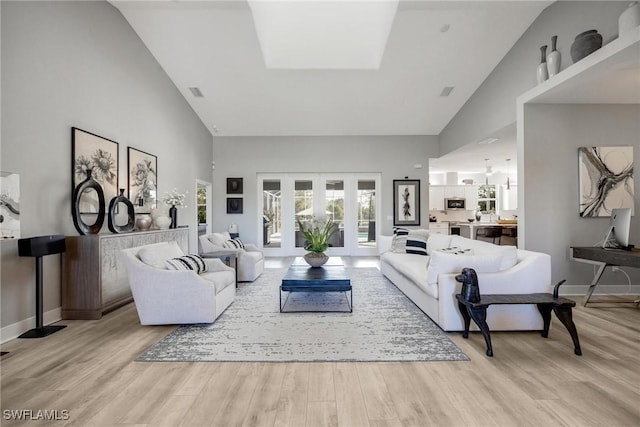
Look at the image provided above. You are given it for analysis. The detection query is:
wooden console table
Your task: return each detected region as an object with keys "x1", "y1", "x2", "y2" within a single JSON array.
[
  {"x1": 456, "y1": 281, "x2": 581, "y2": 357},
  {"x1": 62, "y1": 227, "x2": 189, "y2": 319},
  {"x1": 570, "y1": 246, "x2": 640, "y2": 306}
]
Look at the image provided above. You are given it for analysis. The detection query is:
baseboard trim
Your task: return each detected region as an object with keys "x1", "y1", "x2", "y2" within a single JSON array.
[
  {"x1": 560, "y1": 284, "x2": 640, "y2": 296},
  {"x1": 1, "y1": 307, "x2": 63, "y2": 344}
]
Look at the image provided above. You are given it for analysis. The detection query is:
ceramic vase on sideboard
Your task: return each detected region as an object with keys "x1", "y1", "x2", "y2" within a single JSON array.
[
  {"x1": 169, "y1": 205, "x2": 177, "y2": 229},
  {"x1": 536, "y1": 45, "x2": 549, "y2": 84},
  {"x1": 151, "y1": 207, "x2": 171, "y2": 230},
  {"x1": 547, "y1": 35, "x2": 561, "y2": 77}
]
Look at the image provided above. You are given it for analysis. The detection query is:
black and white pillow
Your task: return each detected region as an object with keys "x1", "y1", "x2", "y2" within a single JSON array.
[
  {"x1": 223, "y1": 238, "x2": 245, "y2": 249},
  {"x1": 393, "y1": 227, "x2": 410, "y2": 236},
  {"x1": 405, "y1": 236, "x2": 428, "y2": 256},
  {"x1": 166, "y1": 254, "x2": 208, "y2": 274}
]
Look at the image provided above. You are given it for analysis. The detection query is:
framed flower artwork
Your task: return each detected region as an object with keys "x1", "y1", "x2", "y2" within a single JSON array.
[
  {"x1": 128, "y1": 147, "x2": 157, "y2": 213},
  {"x1": 72, "y1": 127, "x2": 119, "y2": 214}
]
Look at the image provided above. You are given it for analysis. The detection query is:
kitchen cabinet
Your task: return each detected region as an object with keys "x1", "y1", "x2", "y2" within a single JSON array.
[
  {"x1": 429, "y1": 223, "x2": 449, "y2": 235},
  {"x1": 430, "y1": 185, "x2": 479, "y2": 211},
  {"x1": 464, "y1": 185, "x2": 479, "y2": 210},
  {"x1": 445, "y1": 186, "x2": 465, "y2": 198},
  {"x1": 429, "y1": 186, "x2": 445, "y2": 211}
]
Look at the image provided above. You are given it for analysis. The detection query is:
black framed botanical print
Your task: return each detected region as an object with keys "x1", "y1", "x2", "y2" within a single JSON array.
[
  {"x1": 227, "y1": 178, "x2": 243, "y2": 194},
  {"x1": 127, "y1": 147, "x2": 157, "y2": 213},
  {"x1": 227, "y1": 197, "x2": 243, "y2": 214},
  {"x1": 393, "y1": 179, "x2": 420, "y2": 226},
  {"x1": 72, "y1": 127, "x2": 119, "y2": 214}
]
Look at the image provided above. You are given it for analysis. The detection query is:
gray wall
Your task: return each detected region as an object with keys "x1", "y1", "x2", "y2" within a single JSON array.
[
  {"x1": 212, "y1": 136, "x2": 439, "y2": 242},
  {"x1": 439, "y1": 1, "x2": 629, "y2": 154},
  {"x1": 523, "y1": 104, "x2": 640, "y2": 292},
  {"x1": 437, "y1": 1, "x2": 638, "y2": 294},
  {"x1": 0, "y1": 1, "x2": 213, "y2": 333}
]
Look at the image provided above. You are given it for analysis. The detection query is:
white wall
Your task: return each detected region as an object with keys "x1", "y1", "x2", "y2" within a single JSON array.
[
  {"x1": 523, "y1": 104, "x2": 640, "y2": 292},
  {"x1": 439, "y1": 1, "x2": 629, "y2": 155},
  {"x1": 212, "y1": 135, "x2": 439, "y2": 243},
  {"x1": 0, "y1": 1, "x2": 213, "y2": 334}
]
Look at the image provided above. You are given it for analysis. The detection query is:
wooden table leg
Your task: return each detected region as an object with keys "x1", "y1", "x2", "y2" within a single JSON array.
[
  {"x1": 553, "y1": 306, "x2": 582, "y2": 355},
  {"x1": 467, "y1": 305, "x2": 493, "y2": 357},
  {"x1": 536, "y1": 303, "x2": 553, "y2": 338},
  {"x1": 458, "y1": 301, "x2": 471, "y2": 339}
]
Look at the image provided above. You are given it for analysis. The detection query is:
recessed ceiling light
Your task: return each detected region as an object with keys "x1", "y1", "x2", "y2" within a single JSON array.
[
  {"x1": 188, "y1": 87, "x2": 204, "y2": 98},
  {"x1": 440, "y1": 86, "x2": 454, "y2": 97}
]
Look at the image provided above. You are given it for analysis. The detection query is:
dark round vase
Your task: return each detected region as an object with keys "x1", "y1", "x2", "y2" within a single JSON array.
[
  {"x1": 71, "y1": 169, "x2": 105, "y2": 235},
  {"x1": 107, "y1": 189, "x2": 135, "y2": 233},
  {"x1": 169, "y1": 205, "x2": 177, "y2": 229},
  {"x1": 570, "y1": 29, "x2": 603, "y2": 63}
]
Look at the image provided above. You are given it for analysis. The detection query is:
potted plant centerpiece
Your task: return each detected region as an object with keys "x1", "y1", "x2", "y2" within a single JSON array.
[{"x1": 297, "y1": 217, "x2": 338, "y2": 267}]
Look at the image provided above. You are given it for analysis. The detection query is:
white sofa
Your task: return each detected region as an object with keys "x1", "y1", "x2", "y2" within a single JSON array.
[
  {"x1": 121, "y1": 241, "x2": 236, "y2": 325},
  {"x1": 199, "y1": 232, "x2": 265, "y2": 282},
  {"x1": 380, "y1": 231, "x2": 551, "y2": 331}
]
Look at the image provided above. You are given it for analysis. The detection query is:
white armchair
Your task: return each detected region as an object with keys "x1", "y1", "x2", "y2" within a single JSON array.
[
  {"x1": 199, "y1": 232, "x2": 265, "y2": 282},
  {"x1": 121, "y1": 241, "x2": 235, "y2": 325}
]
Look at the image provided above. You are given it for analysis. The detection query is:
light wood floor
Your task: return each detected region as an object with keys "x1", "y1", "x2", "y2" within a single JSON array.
[{"x1": 2, "y1": 259, "x2": 640, "y2": 426}]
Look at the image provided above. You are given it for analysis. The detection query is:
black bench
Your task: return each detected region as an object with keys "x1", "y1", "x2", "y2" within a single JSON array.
[{"x1": 455, "y1": 280, "x2": 582, "y2": 357}]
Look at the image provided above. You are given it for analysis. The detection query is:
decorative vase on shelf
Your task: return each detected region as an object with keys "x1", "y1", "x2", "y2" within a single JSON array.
[
  {"x1": 71, "y1": 169, "x2": 105, "y2": 235},
  {"x1": 547, "y1": 35, "x2": 561, "y2": 77},
  {"x1": 536, "y1": 45, "x2": 549, "y2": 84},
  {"x1": 570, "y1": 29, "x2": 603, "y2": 63},
  {"x1": 135, "y1": 214, "x2": 152, "y2": 231},
  {"x1": 619, "y1": 2, "x2": 640, "y2": 35},
  {"x1": 107, "y1": 188, "x2": 135, "y2": 234},
  {"x1": 150, "y1": 207, "x2": 171, "y2": 229},
  {"x1": 169, "y1": 205, "x2": 177, "y2": 229},
  {"x1": 155, "y1": 216, "x2": 171, "y2": 230}
]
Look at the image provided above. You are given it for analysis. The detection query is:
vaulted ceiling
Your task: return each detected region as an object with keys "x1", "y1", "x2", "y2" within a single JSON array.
[{"x1": 112, "y1": 1, "x2": 549, "y2": 140}]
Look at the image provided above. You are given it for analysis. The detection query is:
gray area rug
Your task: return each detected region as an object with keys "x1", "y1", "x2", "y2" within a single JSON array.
[{"x1": 137, "y1": 267, "x2": 469, "y2": 362}]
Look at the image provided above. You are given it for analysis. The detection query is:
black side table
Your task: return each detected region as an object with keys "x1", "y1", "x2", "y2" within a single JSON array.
[
  {"x1": 456, "y1": 280, "x2": 582, "y2": 357},
  {"x1": 18, "y1": 235, "x2": 67, "y2": 338}
]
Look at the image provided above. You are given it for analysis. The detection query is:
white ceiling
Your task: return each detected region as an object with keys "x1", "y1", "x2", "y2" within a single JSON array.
[
  {"x1": 111, "y1": 0, "x2": 549, "y2": 139},
  {"x1": 428, "y1": 122, "x2": 516, "y2": 174}
]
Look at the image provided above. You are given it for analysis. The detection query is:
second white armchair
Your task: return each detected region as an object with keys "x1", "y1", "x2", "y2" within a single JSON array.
[{"x1": 199, "y1": 232, "x2": 265, "y2": 282}]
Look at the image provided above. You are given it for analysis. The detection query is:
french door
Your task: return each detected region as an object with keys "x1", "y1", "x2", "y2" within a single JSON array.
[{"x1": 258, "y1": 173, "x2": 380, "y2": 256}]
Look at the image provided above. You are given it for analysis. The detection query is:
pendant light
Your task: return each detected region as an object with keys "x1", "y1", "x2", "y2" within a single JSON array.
[{"x1": 506, "y1": 158, "x2": 511, "y2": 190}]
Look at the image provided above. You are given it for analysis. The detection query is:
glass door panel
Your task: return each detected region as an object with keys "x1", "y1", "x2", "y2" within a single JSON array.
[
  {"x1": 294, "y1": 180, "x2": 313, "y2": 248},
  {"x1": 262, "y1": 179, "x2": 281, "y2": 248},
  {"x1": 357, "y1": 180, "x2": 376, "y2": 248},
  {"x1": 325, "y1": 180, "x2": 344, "y2": 248}
]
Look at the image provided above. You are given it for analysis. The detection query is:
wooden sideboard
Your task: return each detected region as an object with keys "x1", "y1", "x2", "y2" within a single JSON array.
[{"x1": 61, "y1": 227, "x2": 189, "y2": 319}]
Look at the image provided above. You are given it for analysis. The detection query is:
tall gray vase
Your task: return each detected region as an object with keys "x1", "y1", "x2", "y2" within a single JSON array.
[{"x1": 536, "y1": 45, "x2": 549, "y2": 84}]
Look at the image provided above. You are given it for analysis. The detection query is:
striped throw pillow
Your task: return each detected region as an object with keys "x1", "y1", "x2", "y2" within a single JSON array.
[
  {"x1": 166, "y1": 254, "x2": 208, "y2": 274},
  {"x1": 223, "y1": 238, "x2": 245, "y2": 249},
  {"x1": 405, "y1": 236, "x2": 428, "y2": 256}
]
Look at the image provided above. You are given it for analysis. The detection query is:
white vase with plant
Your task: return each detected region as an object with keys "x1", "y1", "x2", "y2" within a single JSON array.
[{"x1": 297, "y1": 217, "x2": 338, "y2": 267}]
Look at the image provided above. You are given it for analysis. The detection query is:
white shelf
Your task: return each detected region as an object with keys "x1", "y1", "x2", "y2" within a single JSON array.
[{"x1": 518, "y1": 26, "x2": 640, "y2": 105}]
